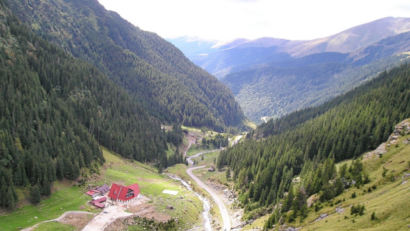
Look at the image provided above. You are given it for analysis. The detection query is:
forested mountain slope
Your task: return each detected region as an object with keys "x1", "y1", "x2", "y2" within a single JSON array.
[
  {"x1": 0, "y1": 1, "x2": 173, "y2": 210},
  {"x1": 170, "y1": 18, "x2": 410, "y2": 123},
  {"x1": 218, "y1": 63, "x2": 410, "y2": 220},
  {"x1": 222, "y1": 31, "x2": 410, "y2": 122},
  {"x1": 7, "y1": 0, "x2": 245, "y2": 132}
]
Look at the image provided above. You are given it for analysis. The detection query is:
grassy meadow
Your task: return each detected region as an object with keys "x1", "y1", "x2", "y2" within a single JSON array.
[
  {"x1": 0, "y1": 147, "x2": 204, "y2": 231},
  {"x1": 0, "y1": 182, "x2": 94, "y2": 231}
]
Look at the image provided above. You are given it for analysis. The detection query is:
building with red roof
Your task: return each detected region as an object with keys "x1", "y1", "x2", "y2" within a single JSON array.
[
  {"x1": 108, "y1": 183, "x2": 140, "y2": 204},
  {"x1": 86, "y1": 190, "x2": 100, "y2": 197},
  {"x1": 91, "y1": 197, "x2": 107, "y2": 208}
]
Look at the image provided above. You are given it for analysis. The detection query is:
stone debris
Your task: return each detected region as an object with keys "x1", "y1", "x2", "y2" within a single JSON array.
[
  {"x1": 231, "y1": 219, "x2": 254, "y2": 229},
  {"x1": 364, "y1": 143, "x2": 387, "y2": 160},
  {"x1": 403, "y1": 173, "x2": 410, "y2": 179},
  {"x1": 314, "y1": 213, "x2": 329, "y2": 222},
  {"x1": 166, "y1": 205, "x2": 174, "y2": 210},
  {"x1": 335, "y1": 206, "x2": 345, "y2": 214},
  {"x1": 282, "y1": 227, "x2": 300, "y2": 231}
]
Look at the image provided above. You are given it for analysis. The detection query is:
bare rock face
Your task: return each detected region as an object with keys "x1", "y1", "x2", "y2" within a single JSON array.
[{"x1": 389, "y1": 120, "x2": 410, "y2": 144}]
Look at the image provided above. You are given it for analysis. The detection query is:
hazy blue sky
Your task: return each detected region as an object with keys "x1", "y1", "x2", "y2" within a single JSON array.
[{"x1": 99, "y1": 0, "x2": 410, "y2": 42}]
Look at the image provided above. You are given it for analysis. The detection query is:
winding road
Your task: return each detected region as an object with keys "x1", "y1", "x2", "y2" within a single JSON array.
[
  {"x1": 183, "y1": 133, "x2": 244, "y2": 230},
  {"x1": 186, "y1": 166, "x2": 231, "y2": 231}
]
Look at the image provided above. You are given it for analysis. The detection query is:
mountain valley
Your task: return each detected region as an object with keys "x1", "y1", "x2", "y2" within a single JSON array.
[{"x1": 0, "y1": 0, "x2": 409, "y2": 230}]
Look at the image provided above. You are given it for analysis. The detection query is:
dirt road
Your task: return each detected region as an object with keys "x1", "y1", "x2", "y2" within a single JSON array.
[{"x1": 187, "y1": 166, "x2": 231, "y2": 231}]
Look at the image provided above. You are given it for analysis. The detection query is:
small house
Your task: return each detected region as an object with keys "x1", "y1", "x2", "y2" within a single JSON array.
[
  {"x1": 108, "y1": 183, "x2": 140, "y2": 204},
  {"x1": 86, "y1": 190, "x2": 101, "y2": 198},
  {"x1": 92, "y1": 197, "x2": 107, "y2": 209}
]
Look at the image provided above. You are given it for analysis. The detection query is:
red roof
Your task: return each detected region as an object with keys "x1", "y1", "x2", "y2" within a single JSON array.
[
  {"x1": 86, "y1": 190, "x2": 99, "y2": 196},
  {"x1": 108, "y1": 183, "x2": 140, "y2": 201},
  {"x1": 93, "y1": 202, "x2": 105, "y2": 208}
]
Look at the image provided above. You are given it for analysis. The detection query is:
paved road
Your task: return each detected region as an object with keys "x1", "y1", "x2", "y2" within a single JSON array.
[
  {"x1": 186, "y1": 149, "x2": 218, "y2": 165},
  {"x1": 187, "y1": 166, "x2": 231, "y2": 231}
]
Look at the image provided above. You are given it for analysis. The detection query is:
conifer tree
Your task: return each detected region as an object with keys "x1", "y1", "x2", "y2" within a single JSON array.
[
  {"x1": 29, "y1": 185, "x2": 41, "y2": 205},
  {"x1": 6, "y1": 187, "x2": 15, "y2": 210},
  {"x1": 282, "y1": 184, "x2": 294, "y2": 212}
]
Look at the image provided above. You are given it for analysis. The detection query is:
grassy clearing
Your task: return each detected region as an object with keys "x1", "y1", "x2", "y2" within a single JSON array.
[
  {"x1": 191, "y1": 150, "x2": 232, "y2": 186},
  {"x1": 165, "y1": 143, "x2": 178, "y2": 157},
  {"x1": 96, "y1": 149, "x2": 204, "y2": 229},
  {"x1": 242, "y1": 214, "x2": 270, "y2": 230},
  {"x1": 286, "y1": 133, "x2": 410, "y2": 231},
  {"x1": 32, "y1": 221, "x2": 75, "y2": 231},
  {"x1": 186, "y1": 144, "x2": 211, "y2": 157},
  {"x1": 0, "y1": 182, "x2": 94, "y2": 231},
  {"x1": 0, "y1": 148, "x2": 204, "y2": 231}
]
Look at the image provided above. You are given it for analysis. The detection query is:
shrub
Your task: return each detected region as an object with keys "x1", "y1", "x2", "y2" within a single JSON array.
[
  {"x1": 382, "y1": 168, "x2": 388, "y2": 177},
  {"x1": 351, "y1": 192, "x2": 356, "y2": 198},
  {"x1": 351, "y1": 204, "x2": 365, "y2": 216},
  {"x1": 371, "y1": 211, "x2": 377, "y2": 220}
]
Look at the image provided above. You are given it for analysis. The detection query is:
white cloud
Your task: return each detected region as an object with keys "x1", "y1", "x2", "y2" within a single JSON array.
[{"x1": 98, "y1": 0, "x2": 410, "y2": 42}]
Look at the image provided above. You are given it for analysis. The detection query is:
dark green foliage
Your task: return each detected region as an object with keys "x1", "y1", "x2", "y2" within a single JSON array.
[
  {"x1": 202, "y1": 134, "x2": 229, "y2": 148},
  {"x1": 351, "y1": 204, "x2": 365, "y2": 216},
  {"x1": 218, "y1": 63, "x2": 410, "y2": 216},
  {"x1": 0, "y1": 1, "x2": 183, "y2": 210},
  {"x1": 351, "y1": 192, "x2": 357, "y2": 199},
  {"x1": 29, "y1": 184, "x2": 41, "y2": 205},
  {"x1": 300, "y1": 204, "x2": 308, "y2": 221},
  {"x1": 371, "y1": 211, "x2": 376, "y2": 220},
  {"x1": 314, "y1": 203, "x2": 322, "y2": 212},
  {"x1": 226, "y1": 168, "x2": 230, "y2": 180},
  {"x1": 7, "y1": 0, "x2": 245, "y2": 132},
  {"x1": 382, "y1": 168, "x2": 388, "y2": 177},
  {"x1": 282, "y1": 184, "x2": 294, "y2": 213},
  {"x1": 166, "y1": 124, "x2": 184, "y2": 147}
]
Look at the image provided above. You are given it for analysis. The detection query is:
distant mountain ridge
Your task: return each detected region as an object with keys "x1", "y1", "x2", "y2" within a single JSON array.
[
  {"x1": 171, "y1": 17, "x2": 410, "y2": 79},
  {"x1": 170, "y1": 17, "x2": 410, "y2": 123}
]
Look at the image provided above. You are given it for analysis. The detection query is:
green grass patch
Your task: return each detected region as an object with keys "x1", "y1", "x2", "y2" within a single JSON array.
[
  {"x1": 0, "y1": 182, "x2": 94, "y2": 231},
  {"x1": 186, "y1": 144, "x2": 211, "y2": 157},
  {"x1": 242, "y1": 214, "x2": 270, "y2": 230},
  {"x1": 99, "y1": 149, "x2": 203, "y2": 229},
  {"x1": 32, "y1": 221, "x2": 75, "y2": 231},
  {"x1": 293, "y1": 133, "x2": 410, "y2": 231}
]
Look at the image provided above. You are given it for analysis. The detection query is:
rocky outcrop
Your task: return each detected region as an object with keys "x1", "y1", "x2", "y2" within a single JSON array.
[{"x1": 388, "y1": 120, "x2": 410, "y2": 145}]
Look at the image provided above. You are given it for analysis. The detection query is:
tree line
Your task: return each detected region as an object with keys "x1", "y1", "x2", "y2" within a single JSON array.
[
  {"x1": 218, "y1": 63, "x2": 410, "y2": 221},
  {"x1": 0, "y1": 1, "x2": 181, "y2": 210}
]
